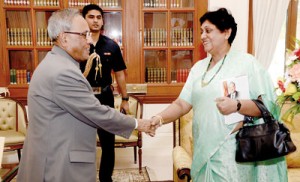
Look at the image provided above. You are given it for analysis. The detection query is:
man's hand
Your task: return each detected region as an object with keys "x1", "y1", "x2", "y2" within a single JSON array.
[{"x1": 137, "y1": 119, "x2": 156, "y2": 137}]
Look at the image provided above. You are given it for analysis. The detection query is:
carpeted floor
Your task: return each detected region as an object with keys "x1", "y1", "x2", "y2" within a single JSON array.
[
  {"x1": 108, "y1": 167, "x2": 150, "y2": 182},
  {"x1": 2, "y1": 166, "x2": 150, "y2": 182}
]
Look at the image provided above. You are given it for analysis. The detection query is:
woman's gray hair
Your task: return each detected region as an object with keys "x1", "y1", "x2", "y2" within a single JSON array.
[{"x1": 48, "y1": 8, "x2": 80, "y2": 41}]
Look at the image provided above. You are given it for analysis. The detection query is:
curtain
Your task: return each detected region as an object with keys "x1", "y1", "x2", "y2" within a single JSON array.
[{"x1": 253, "y1": 0, "x2": 290, "y2": 69}]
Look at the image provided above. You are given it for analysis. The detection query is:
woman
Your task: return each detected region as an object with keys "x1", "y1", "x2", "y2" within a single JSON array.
[{"x1": 152, "y1": 8, "x2": 287, "y2": 181}]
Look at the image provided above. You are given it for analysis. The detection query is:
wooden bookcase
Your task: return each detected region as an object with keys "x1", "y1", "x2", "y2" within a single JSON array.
[
  {"x1": 139, "y1": 0, "x2": 207, "y2": 103},
  {"x1": 0, "y1": 0, "x2": 207, "y2": 104}
]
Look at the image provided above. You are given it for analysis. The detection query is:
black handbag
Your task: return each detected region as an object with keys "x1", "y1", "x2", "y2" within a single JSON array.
[{"x1": 235, "y1": 99, "x2": 297, "y2": 162}]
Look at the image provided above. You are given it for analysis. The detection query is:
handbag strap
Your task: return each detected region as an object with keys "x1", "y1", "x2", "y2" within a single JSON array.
[{"x1": 251, "y1": 99, "x2": 274, "y2": 123}]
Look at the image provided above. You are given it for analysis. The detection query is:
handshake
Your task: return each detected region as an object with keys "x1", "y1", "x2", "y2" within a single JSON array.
[{"x1": 136, "y1": 115, "x2": 164, "y2": 137}]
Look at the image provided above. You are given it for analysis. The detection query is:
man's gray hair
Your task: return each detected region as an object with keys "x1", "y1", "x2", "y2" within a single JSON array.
[{"x1": 48, "y1": 8, "x2": 80, "y2": 41}]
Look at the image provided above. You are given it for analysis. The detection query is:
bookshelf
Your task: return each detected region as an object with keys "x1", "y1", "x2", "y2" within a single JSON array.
[
  {"x1": 142, "y1": 1, "x2": 195, "y2": 84},
  {"x1": 0, "y1": 0, "x2": 207, "y2": 104},
  {"x1": 139, "y1": 0, "x2": 207, "y2": 103}
]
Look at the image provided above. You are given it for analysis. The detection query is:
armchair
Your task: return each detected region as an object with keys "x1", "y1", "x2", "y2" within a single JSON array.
[
  {"x1": 0, "y1": 97, "x2": 28, "y2": 160},
  {"x1": 0, "y1": 87, "x2": 10, "y2": 97},
  {"x1": 173, "y1": 110, "x2": 193, "y2": 182},
  {"x1": 97, "y1": 94, "x2": 143, "y2": 172}
]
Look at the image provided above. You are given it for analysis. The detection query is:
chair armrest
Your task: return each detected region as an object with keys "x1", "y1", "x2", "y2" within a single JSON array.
[
  {"x1": 17, "y1": 104, "x2": 28, "y2": 135},
  {"x1": 173, "y1": 146, "x2": 192, "y2": 181}
]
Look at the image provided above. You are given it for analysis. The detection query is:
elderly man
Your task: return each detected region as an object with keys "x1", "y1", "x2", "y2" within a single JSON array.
[{"x1": 16, "y1": 8, "x2": 155, "y2": 182}]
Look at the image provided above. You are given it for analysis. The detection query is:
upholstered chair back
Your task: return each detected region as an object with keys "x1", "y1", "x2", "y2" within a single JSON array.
[
  {"x1": 114, "y1": 94, "x2": 140, "y2": 118},
  {"x1": 0, "y1": 97, "x2": 27, "y2": 136},
  {"x1": 0, "y1": 87, "x2": 10, "y2": 97},
  {"x1": 0, "y1": 97, "x2": 28, "y2": 161}
]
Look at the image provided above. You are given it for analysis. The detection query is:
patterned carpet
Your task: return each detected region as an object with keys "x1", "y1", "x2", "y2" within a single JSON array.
[
  {"x1": 108, "y1": 167, "x2": 150, "y2": 182},
  {"x1": 3, "y1": 166, "x2": 150, "y2": 182}
]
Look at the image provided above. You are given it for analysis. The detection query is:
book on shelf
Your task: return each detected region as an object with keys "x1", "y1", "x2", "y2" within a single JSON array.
[
  {"x1": 68, "y1": 0, "x2": 120, "y2": 7},
  {"x1": 144, "y1": 0, "x2": 167, "y2": 8},
  {"x1": 4, "y1": 0, "x2": 30, "y2": 5},
  {"x1": 34, "y1": 0, "x2": 60, "y2": 6},
  {"x1": 171, "y1": 28, "x2": 193, "y2": 46},
  {"x1": 6, "y1": 28, "x2": 32, "y2": 46},
  {"x1": 145, "y1": 67, "x2": 167, "y2": 83},
  {"x1": 221, "y1": 75, "x2": 250, "y2": 125},
  {"x1": 10, "y1": 69, "x2": 31, "y2": 84},
  {"x1": 144, "y1": 28, "x2": 166, "y2": 47},
  {"x1": 174, "y1": 68, "x2": 190, "y2": 83}
]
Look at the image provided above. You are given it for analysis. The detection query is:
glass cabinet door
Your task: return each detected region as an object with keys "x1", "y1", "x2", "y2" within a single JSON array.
[
  {"x1": 6, "y1": 11, "x2": 32, "y2": 46},
  {"x1": 36, "y1": 11, "x2": 53, "y2": 46},
  {"x1": 171, "y1": 12, "x2": 193, "y2": 46},
  {"x1": 142, "y1": 0, "x2": 196, "y2": 84},
  {"x1": 145, "y1": 50, "x2": 167, "y2": 83},
  {"x1": 144, "y1": 12, "x2": 167, "y2": 47},
  {"x1": 171, "y1": 50, "x2": 192, "y2": 83},
  {"x1": 103, "y1": 12, "x2": 122, "y2": 46},
  {"x1": 9, "y1": 50, "x2": 34, "y2": 84},
  {"x1": 38, "y1": 51, "x2": 48, "y2": 63}
]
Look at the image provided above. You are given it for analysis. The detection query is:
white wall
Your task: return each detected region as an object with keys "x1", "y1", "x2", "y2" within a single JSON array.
[{"x1": 208, "y1": 0, "x2": 249, "y2": 52}]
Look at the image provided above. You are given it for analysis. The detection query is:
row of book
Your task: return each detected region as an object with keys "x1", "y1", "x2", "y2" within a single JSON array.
[
  {"x1": 6, "y1": 28, "x2": 191, "y2": 47},
  {"x1": 4, "y1": 0, "x2": 30, "y2": 5},
  {"x1": 171, "y1": 28, "x2": 193, "y2": 46},
  {"x1": 34, "y1": 0, "x2": 60, "y2": 6},
  {"x1": 95, "y1": 0, "x2": 120, "y2": 7},
  {"x1": 4, "y1": 0, "x2": 191, "y2": 7},
  {"x1": 144, "y1": 0, "x2": 192, "y2": 8},
  {"x1": 144, "y1": 28, "x2": 167, "y2": 47},
  {"x1": 145, "y1": 68, "x2": 190, "y2": 83},
  {"x1": 6, "y1": 27, "x2": 119, "y2": 47},
  {"x1": 10, "y1": 69, "x2": 31, "y2": 85},
  {"x1": 4, "y1": 0, "x2": 59, "y2": 6},
  {"x1": 144, "y1": 28, "x2": 193, "y2": 47},
  {"x1": 171, "y1": 68, "x2": 190, "y2": 83},
  {"x1": 69, "y1": 0, "x2": 120, "y2": 7},
  {"x1": 4, "y1": 0, "x2": 118, "y2": 7},
  {"x1": 68, "y1": 0, "x2": 90, "y2": 7},
  {"x1": 144, "y1": 0, "x2": 166, "y2": 8},
  {"x1": 170, "y1": 0, "x2": 193, "y2": 8},
  {"x1": 7, "y1": 28, "x2": 32, "y2": 46},
  {"x1": 37, "y1": 28, "x2": 53, "y2": 46},
  {"x1": 145, "y1": 67, "x2": 167, "y2": 83}
]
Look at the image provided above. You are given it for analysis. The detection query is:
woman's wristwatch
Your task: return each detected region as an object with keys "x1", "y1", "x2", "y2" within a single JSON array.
[{"x1": 236, "y1": 99, "x2": 241, "y2": 111}]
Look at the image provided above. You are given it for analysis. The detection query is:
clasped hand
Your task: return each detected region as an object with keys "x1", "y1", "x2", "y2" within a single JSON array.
[
  {"x1": 137, "y1": 117, "x2": 163, "y2": 137},
  {"x1": 137, "y1": 119, "x2": 157, "y2": 137}
]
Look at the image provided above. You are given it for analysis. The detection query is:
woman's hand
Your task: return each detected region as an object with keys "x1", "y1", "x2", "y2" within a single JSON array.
[{"x1": 215, "y1": 96, "x2": 238, "y2": 115}]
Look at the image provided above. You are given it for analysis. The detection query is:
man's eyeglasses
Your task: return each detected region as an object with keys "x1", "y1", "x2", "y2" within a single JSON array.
[{"x1": 64, "y1": 31, "x2": 92, "y2": 39}]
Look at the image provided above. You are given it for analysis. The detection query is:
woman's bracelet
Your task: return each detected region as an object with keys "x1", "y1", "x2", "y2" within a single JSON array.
[{"x1": 152, "y1": 115, "x2": 164, "y2": 126}]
